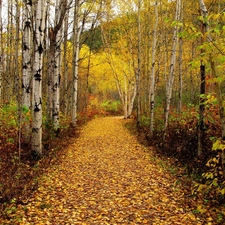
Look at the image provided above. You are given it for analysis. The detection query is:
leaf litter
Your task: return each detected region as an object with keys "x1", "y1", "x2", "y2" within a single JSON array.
[{"x1": 1, "y1": 117, "x2": 206, "y2": 224}]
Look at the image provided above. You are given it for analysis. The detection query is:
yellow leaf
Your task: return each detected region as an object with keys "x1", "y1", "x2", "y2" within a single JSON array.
[
  {"x1": 197, "y1": 205, "x2": 207, "y2": 214},
  {"x1": 221, "y1": 188, "x2": 225, "y2": 195}
]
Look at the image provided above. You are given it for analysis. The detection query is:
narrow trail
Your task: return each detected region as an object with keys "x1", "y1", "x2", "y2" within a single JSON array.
[{"x1": 5, "y1": 117, "x2": 203, "y2": 224}]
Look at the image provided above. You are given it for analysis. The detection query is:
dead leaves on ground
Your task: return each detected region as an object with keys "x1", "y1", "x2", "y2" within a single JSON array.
[{"x1": 0, "y1": 117, "x2": 209, "y2": 224}]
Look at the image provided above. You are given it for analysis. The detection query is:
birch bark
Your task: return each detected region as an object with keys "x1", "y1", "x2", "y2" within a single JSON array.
[
  {"x1": 149, "y1": 0, "x2": 158, "y2": 135},
  {"x1": 72, "y1": 0, "x2": 81, "y2": 126},
  {"x1": 22, "y1": 0, "x2": 32, "y2": 142},
  {"x1": 48, "y1": 0, "x2": 68, "y2": 133},
  {"x1": 163, "y1": 0, "x2": 181, "y2": 137},
  {"x1": 32, "y1": 0, "x2": 46, "y2": 156},
  {"x1": 136, "y1": 0, "x2": 141, "y2": 126},
  {"x1": 198, "y1": 0, "x2": 207, "y2": 157},
  {"x1": 15, "y1": 0, "x2": 20, "y2": 101},
  {"x1": 62, "y1": 9, "x2": 69, "y2": 115},
  {"x1": 178, "y1": 0, "x2": 183, "y2": 114}
]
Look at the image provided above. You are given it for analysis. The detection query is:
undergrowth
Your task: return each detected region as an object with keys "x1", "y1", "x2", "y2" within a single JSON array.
[
  {"x1": 124, "y1": 104, "x2": 225, "y2": 223},
  {"x1": 0, "y1": 101, "x2": 82, "y2": 215}
]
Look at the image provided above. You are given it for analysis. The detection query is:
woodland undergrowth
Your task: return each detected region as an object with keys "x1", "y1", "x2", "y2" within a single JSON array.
[
  {"x1": 127, "y1": 105, "x2": 225, "y2": 223},
  {"x1": 0, "y1": 102, "x2": 82, "y2": 213}
]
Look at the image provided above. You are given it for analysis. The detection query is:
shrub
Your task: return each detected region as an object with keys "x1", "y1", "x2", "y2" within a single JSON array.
[{"x1": 101, "y1": 100, "x2": 122, "y2": 115}]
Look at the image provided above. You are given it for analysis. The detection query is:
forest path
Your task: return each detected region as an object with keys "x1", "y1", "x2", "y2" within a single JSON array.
[{"x1": 7, "y1": 117, "x2": 202, "y2": 224}]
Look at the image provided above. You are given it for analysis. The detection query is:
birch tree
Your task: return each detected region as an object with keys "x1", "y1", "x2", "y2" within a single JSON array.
[
  {"x1": 149, "y1": 0, "x2": 158, "y2": 135},
  {"x1": 32, "y1": 0, "x2": 46, "y2": 156},
  {"x1": 71, "y1": 0, "x2": 81, "y2": 126},
  {"x1": 62, "y1": 8, "x2": 69, "y2": 115},
  {"x1": 136, "y1": 0, "x2": 141, "y2": 126},
  {"x1": 197, "y1": 0, "x2": 207, "y2": 157},
  {"x1": 163, "y1": 0, "x2": 181, "y2": 137},
  {"x1": 14, "y1": 0, "x2": 21, "y2": 100},
  {"x1": 48, "y1": 0, "x2": 68, "y2": 133},
  {"x1": 178, "y1": 0, "x2": 183, "y2": 114},
  {"x1": 5, "y1": 0, "x2": 13, "y2": 102},
  {"x1": 22, "y1": 0, "x2": 32, "y2": 142}
]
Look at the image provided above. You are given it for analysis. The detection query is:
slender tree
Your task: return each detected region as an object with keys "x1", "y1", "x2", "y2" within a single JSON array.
[
  {"x1": 197, "y1": 0, "x2": 207, "y2": 157},
  {"x1": 5, "y1": 0, "x2": 13, "y2": 102},
  {"x1": 32, "y1": 0, "x2": 46, "y2": 156},
  {"x1": 22, "y1": 0, "x2": 32, "y2": 142},
  {"x1": 178, "y1": 0, "x2": 183, "y2": 114},
  {"x1": 48, "y1": 0, "x2": 68, "y2": 133},
  {"x1": 62, "y1": 8, "x2": 69, "y2": 115},
  {"x1": 136, "y1": 0, "x2": 141, "y2": 127},
  {"x1": 71, "y1": 0, "x2": 81, "y2": 126},
  {"x1": 14, "y1": 0, "x2": 21, "y2": 101},
  {"x1": 149, "y1": 0, "x2": 159, "y2": 135},
  {"x1": 163, "y1": 0, "x2": 181, "y2": 139}
]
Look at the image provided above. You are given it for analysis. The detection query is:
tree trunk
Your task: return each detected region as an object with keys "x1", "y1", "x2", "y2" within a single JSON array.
[
  {"x1": 72, "y1": 0, "x2": 81, "y2": 127},
  {"x1": 15, "y1": 0, "x2": 21, "y2": 102},
  {"x1": 48, "y1": 0, "x2": 68, "y2": 133},
  {"x1": 178, "y1": 0, "x2": 183, "y2": 114},
  {"x1": 32, "y1": 0, "x2": 46, "y2": 157},
  {"x1": 22, "y1": 0, "x2": 32, "y2": 143},
  {"x1": 198, "y1": 0, "x2": 207, "y2": 157},
  {"x1": 128, "y1": 81, "x2": 137, "y2": 117},
  {"x1": 5, "y1": 0, "x2": 13, "y2": 102},
  {"x1": 136, "y1": 0, "x2": 141, "y2": 127},
  {"x1": 149, "y1": 0, "x2": 158, "y2": 135},
  {"x1": 163, "y1": 0, "x2": 181, "y2": 139},
  {"x1": 62, "y1": 9, "x2": 69, "y2": 115}
]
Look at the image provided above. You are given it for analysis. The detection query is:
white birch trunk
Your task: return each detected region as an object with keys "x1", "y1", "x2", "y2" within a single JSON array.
[
  {"x1": 72, "y1": 0, "x2": 81, "y2": 126},
  {"x1": 124, "y1": 74, "x2": 128, "y2": 119},
  {"x1": 52, "y1": 0, "x2": 63, "y2": 133},
  {"x1": 128, "y1": 82, "x2": 137, "y2": 117},
  {"x1": 198, "y1": 0, "x2": 208, "y2": 157},
  {"x1": 32, "y1": 0, "x2": 46, "y2": 156},
  {"x1": 136, "y1": 0, "x2": 141, "y2": 126},
  {"x1": 178, "y1": 0, "x2": 183, "y2": 114},
  {"x1": 62, "y1": 9, "x2": 69, "y2": 115},
  {"x1": 22, "y1": 0, "x2": 32, "y2": 142},
  {"x1": 149, "y1": 0, "x2": 158, "y2": 135},
  {"x1": 164, "y1": 0, "x2": 181, "y2": 135},
  {"x1": 48, "y1": 0, "x2": 68, "y2": 132},
  {"x1": 15, "y1": 0, "x2": 20, "y2": 100}
]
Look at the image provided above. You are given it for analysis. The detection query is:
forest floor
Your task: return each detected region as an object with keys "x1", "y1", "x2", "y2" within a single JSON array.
[{"x1": 0, "y1": 116, "x2": 218, "y2": 224}]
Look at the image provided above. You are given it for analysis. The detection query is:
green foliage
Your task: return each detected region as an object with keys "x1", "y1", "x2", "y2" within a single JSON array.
[
  {"x1": 0, "y1": 100, "x2": 18, "y2": 129},
  {"x1": 82, "y1": 26, "x2": 103, "y2": 52},
  {"x1": 194, "y1": 139, "x2": 225, "y2": 200},
  {"x1": 140, "y1": 115, "x2": 150, "y2": 127},
  {"x1": 101, "y1": 100, "x2": 122, "y2": 115}
]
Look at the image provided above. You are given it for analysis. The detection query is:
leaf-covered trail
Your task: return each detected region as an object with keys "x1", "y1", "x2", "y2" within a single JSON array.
[{"x1": 7, "y1": 117, "x2": 202, "y2": 224}]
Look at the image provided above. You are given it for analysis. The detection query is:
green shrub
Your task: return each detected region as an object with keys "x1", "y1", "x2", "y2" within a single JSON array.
[
  {"x1": 140, "y1": 115, "x2": 150, "y2": 127},
  {"x1": 101, "y1": 100, "x2": 122, "y2": 114}
]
